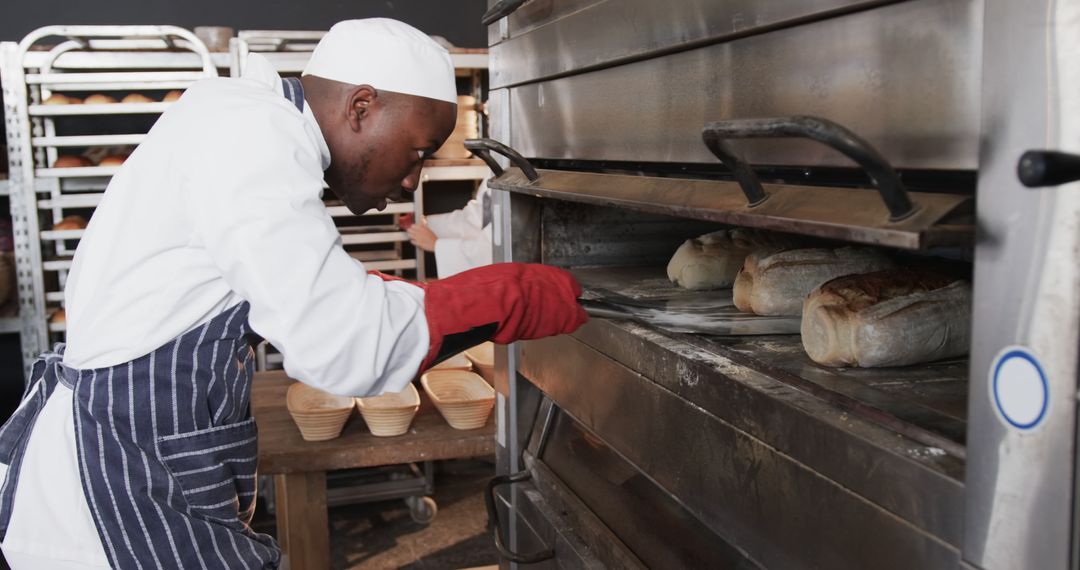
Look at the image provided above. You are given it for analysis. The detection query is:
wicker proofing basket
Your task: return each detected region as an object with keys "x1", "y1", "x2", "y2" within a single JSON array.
[
  {"x1": 421, "y1": 370, "x2": 495, "y2": 430},
  {"x1": 431, "y1": 352, "x2": 473, "y2": 372},
  {"x1": 464, "y1": 342, "x2": 495, "y2": 385},
  {"x1": 355, "y1": 383, "x2": 421, "y2": 437},
  {"x1": 286, "y1": 382, "x2": 355, "y2": 442}
]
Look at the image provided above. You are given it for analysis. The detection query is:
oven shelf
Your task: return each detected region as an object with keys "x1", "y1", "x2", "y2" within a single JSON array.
[{"x1": 570, "y1": 265, "x2": 968, "y2": 456}]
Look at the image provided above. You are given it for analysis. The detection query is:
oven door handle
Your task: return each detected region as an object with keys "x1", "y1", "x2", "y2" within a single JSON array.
[
  {"x1": 1017, "y1": 150, "x2": 1080, "y2": 187},
  {"x1": 482, "y1": 0, "x2": 529, "y2": 26},
  {"x1": 465, "y1": 138, "x2": 540, "y2": 181},
  {"x1": 702, "y1": 115, "x2": 918, "y2": 222},
  {"x1": 485, "y1": 470, "x2": 557, "y2": 564}
]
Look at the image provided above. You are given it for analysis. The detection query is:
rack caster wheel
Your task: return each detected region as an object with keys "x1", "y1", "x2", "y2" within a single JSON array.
[{"x1": 406, "y1": 495, "x2": 438, "y2": 525}]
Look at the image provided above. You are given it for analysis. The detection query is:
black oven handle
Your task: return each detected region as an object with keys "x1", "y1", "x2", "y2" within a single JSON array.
[
  {"x1": 482, "y1": 0, "x2": 529, "y2": 26},
  {"x1": 465, "y1": 138, "x2": 540, "y2": 182},
  {"x1": 484, "y1": 470, "x2": 556, "y2": 564},
  {"x1": 702, "y1": 116, "x2": 919, "y2": 222}
]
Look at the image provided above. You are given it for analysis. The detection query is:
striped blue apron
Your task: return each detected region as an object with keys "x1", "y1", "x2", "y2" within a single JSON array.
[{"x1": 0, "y1": 79, "x2": 310, "y2": 569}]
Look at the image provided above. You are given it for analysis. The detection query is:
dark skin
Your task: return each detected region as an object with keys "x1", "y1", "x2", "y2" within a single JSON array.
[{"x1": 301, "y1": 75, "x2": 457, "y2": 213}]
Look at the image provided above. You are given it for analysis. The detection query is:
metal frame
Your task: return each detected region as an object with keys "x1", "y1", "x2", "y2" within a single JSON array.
[
  {"x1": 3, "y1": 26, "x2": 221, "y2": 374},
  {"x1": 486, "y1": 0, "x2": 1079, "y2": 568},
  {"x1": 962, "y1": 1, "x2": 1080, "y2": 568}
]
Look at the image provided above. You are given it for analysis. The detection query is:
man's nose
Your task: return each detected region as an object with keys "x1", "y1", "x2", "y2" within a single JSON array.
[{"x1": 401, "y1": 162, "x2": 423, "y2": 191}]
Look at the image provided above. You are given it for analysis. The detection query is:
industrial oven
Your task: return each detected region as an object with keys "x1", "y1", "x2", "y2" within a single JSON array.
[{"x1": 477, "y1": 1, "x2": 1080, "y2": 569}]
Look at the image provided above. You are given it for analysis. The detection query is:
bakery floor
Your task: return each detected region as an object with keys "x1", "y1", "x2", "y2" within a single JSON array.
[{"x1": 251, "y1": 458, "x2": 497, "y2": 570}]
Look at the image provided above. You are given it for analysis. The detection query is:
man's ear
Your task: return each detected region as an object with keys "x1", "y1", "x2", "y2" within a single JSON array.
[{"x1": 346, "y1": 85, "x2": 378, "y2": 133}]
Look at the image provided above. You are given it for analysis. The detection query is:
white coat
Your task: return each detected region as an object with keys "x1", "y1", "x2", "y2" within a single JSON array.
[
  {"x1": 427, "y1": 180, "x2": 493, "y2": 277},
  {"x1": 0, "y1": 53, "x2": 429, "y2": 567}
]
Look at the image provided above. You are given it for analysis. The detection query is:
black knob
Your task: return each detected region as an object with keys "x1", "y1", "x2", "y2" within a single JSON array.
[{"x1": 1018, "y1": 150, "x2": 1080, "y2": 187}]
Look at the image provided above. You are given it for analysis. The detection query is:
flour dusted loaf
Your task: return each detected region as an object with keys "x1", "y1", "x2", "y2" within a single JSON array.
[
  {"x1": 733, "y1": 247, "x2": 893, "y2": 315},
  {"x1": 667, "y1": 228, "x2": 793, "y2": 290},
  {"x1": 801, "y1": 269, "x2": 971, "y2": 368}
]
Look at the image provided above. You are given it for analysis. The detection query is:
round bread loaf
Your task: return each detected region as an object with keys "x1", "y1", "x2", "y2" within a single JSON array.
[
  {"x1": 43, "y1": 93, "x2": 81, "y2": 105},
  {"x1": 53, "y1": 155, "x2": 94, "y2": 168},
  {"x1": 53, "y1": 215, "x2": 88, "y2": 231},
  {"x1": 801, "y1": 269, "x2": 971, "y2": 367},
  {"x1": 162, "y1": 90, "x2": 184, "y2": 102},
  {"x1": 50, "y1": 308, "x2": 66, "y2": 324},
  {"x1": 667, "y1": 228, "x2": 792, "y2": 290},
  {"x1": 84, "y1": 93, "x2": 118, "y2": 104},
  {"x1": 98, "y1": 155, "x2": 128, "y2": 166},
  {"x1": 121, "y1": 93, "x2": 154, "y2": 104}
]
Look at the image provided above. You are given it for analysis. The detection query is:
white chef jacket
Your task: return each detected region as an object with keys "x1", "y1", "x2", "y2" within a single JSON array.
[
  {"x1": 0, "y1": 53, "x2": 429, "y2": 567},
  {"x1": 428, "y1": 180, "x2": 493, "y2": 277}
]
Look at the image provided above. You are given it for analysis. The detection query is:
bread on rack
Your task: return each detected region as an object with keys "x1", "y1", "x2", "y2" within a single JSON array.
[
  {"x1": 53, "y1": 215, "x2": 88, "y2": 231},
  {"x1": 53, "y1": 155, "x2": 94, "y2": 168},
  {"x1": 733, "y1": 246, "x2": 894, "y2": 316},
  {"x1": 801, "y1": 269, "x2": 971, "y2": 368},
  {"x1": 667, "y1": 228, "x2": 794, "y2": 290},
  {"x1": 121, "y1": 93, "x2": 154, "y2": 104},
  {"x1": 49, "y1": 308, "x2": 66, "y2": 324},
  {"x1": 43, "y1": 93, "x2": 81, "y2": 105},
  {"x1": 99, "y1": 155, "x2": 128, "y2": 166},
  {"x1": 83, "y1": 94, "x2": 118, "y2": 104},
  {"x1": 162, "y1": 90, "x2": 184, "y2": 103}
]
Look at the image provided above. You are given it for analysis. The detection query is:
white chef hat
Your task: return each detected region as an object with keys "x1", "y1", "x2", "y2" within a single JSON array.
[{"x1": 303, "y1": 19, "x2": 456, "y2": 104}]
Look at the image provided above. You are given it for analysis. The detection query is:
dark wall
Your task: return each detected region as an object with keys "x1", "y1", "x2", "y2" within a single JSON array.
[{"x1": 1, "y1": 0, "x2": 488, "y2": 46}]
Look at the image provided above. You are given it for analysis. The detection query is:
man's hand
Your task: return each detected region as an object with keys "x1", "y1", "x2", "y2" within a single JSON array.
[
  {"x1": 407, "y1": 222, "x2": 438, "y2": 253},
  {"x1": 368, "y1": 263, "x2": 589, "y2": 370}
]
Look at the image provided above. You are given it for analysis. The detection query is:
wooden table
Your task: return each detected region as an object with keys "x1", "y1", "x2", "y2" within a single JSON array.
[{"x1": 252, "y1": 371, "x2": 496, "y2": 570}]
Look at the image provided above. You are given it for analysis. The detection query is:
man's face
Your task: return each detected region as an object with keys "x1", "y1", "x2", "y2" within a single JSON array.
[{"x1": 325, "y1": 90, "x2": 456, "y2": 214}]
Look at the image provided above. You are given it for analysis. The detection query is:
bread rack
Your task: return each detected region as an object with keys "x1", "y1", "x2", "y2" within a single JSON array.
[{"x1": 1, "y1": 26, "x2": 222, "y2": 373}]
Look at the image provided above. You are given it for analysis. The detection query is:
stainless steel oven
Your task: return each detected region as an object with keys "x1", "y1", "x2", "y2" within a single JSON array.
[{"x1": 477, "y1": 0, "x2": 1080, "y2": 568}]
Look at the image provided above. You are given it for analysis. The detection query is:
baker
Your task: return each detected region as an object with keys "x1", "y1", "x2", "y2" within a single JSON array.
[
  {"x1": 0, "y1": 19, "x2": 586, "y2": 570},
  {"x1": 403, "y1": 179, "x2": 493, "y2": 277}
]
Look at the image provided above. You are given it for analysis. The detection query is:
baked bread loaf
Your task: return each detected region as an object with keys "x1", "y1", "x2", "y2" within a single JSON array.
[
  {"x1": 53, "y1": 155, "x2": 94, "y2": 168},
  {"x1": 99, "y1": 155, "x2": 127, "y2": 166},
  {"x1": 734, "y1": 247, "x2": 893, "y2": 315},
  {"x1": 162, "y1": 90, "x2": 184, "y2": 102},
  {"x1": 801, "y1": 269, "x2": 971, "y2": 367},
  {"x1": 50, "y1": 308, "x2": 66, "y2": 324},
  {"x1": 667, "y1": 228, "x2": 793, "y2": 290},
  {"x1": 53, "y1": 215, "x2": 88, "y2": 231},
  {"x1": 121, "y1": 93, "x2": 154, "y2": 104},
  {"x1": 43, "y1": 93, "x2": 81, "y2": 105},
  {"x1": 84, "y1": 94, "x2": 118, "y2": 104}
]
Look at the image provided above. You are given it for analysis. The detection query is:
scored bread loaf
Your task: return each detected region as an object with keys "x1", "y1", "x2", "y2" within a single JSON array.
[
  {"x1": 667, "y1": 228, "x2": 794, "y2": 290},
  {"x1": 801, "y1": 269, "x2": 971, "y2": 367},
  {"x1": 733, "y1": 247, "x2": 893, "y2": 316}
]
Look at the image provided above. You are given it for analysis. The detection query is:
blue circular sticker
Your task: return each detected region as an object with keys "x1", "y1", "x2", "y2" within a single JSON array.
[{"x1": 991, "y1": 347, "x2": 1049, "y2": 430}]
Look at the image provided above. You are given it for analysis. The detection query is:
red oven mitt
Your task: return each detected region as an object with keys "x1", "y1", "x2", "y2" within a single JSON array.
[{"x1": 369, "y1": 263, "x2": 588, "y2": 370}]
